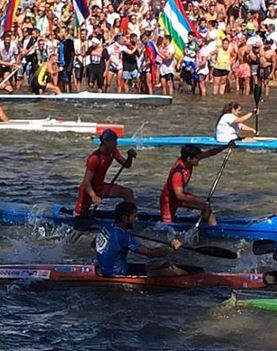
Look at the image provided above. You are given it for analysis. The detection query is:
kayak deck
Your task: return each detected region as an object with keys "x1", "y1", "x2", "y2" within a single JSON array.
[
  {"x1": 0, "y1": 263, "x2": 270, "y2": 289},
  {"x1": 0, "y1": 92, "x2": 172, "y2": 106},
  {"x1": 98, "y1": 135, "x2": 277, "y2": 150},
  {"x1": 0, "y1": 201, "x2": 276, "y2": 241}
]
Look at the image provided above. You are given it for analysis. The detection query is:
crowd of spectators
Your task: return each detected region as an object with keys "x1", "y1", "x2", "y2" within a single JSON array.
[{"x1": 0, "y1": 0, "x2": 276, "y2": 96}]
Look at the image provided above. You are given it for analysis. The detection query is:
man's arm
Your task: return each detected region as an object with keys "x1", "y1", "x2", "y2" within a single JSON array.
[
  {"x1": 82, "y1": 169, "x2": 102, "y2": 205},
  {"x1": 197, "y1": 140, "x2": 235, "y2": 160},
  {"x1": 116, "y1": 149, "x2": 137, "y2": 168},
  {"x1": 138, "y1": 239, "x2": 182, "y2": 257}
]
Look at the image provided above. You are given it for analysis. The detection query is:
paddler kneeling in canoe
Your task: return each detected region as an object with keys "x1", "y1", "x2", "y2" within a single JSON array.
[
  {"x1": 95, "y1": 201, "x2": 185, "y2": 276},
  {"x1": 74, "y1": 129, "x2": 137, "y2": 222},
  {"x1": 215, "y1": 102, "x2": 258, "y2": 142},
  {"x1": 160, "y1": 141, "x2": 235, "y2": 226}
]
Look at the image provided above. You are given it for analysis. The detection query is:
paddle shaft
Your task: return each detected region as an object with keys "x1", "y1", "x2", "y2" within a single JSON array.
[
  {"x1": 194, "y1": 146, "x2": 233, "y2": 229},
  {"x1": 254, "y1": 84, "x2": 262, "y2": 136},
  {"x1": 0, "y1": 68, "x2": 19, "y2": 88},
  {"x1": 133, "y1": 233, "x2": 237, "y2": 259}
]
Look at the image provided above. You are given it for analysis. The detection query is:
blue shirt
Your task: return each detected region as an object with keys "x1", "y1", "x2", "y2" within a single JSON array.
[{"x1": 96, "y1": 224, "x2": 142, "y2": 276}]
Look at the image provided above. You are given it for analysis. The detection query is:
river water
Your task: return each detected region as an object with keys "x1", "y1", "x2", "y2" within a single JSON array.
[{"x1": 0, "y1": 91, "x2": 277, "y2": 350}]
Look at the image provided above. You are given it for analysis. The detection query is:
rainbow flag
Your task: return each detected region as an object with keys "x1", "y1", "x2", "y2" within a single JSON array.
[
  {"x1": 2, "y1": 0, "x2": 20, "y2": 32},
  {"x1": 159, "y1": 0, "x2": 199, "y2": 60}
]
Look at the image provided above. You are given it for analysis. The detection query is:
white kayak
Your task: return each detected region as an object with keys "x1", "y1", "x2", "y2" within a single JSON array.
[
  {"x1": 0, "y1": 118, "x2": 124, "y2": 135},
  {"x1": 0, "y1": 91, "x2": 172, "y2": 106}
]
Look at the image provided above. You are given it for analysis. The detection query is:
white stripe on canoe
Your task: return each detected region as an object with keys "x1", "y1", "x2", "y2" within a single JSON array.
[
  {"x1": 0, "y1": 92, "x2": 172, "y2": 101},
  {"x1": 0, "y1": 118, "x2": 124, "y2": 133}
]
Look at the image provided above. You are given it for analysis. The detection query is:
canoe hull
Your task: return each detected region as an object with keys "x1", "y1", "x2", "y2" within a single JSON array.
[
  {"x1": 0, "y1": 118, "x2": 124, "y2": 135},
  {"x1": 0, "y1": 92, "x2": 172, "y2": 106},
  {"x1": 0, "y1": 202, "x2": 277, "y2": 241},
  {"x1": 102, "y1": 136, "x2": 277, "y2": 150},
  {"x1": 232, "y1": 289, "x2": 277, "y2": 311},
  {"x1": 0, "y1": 264, "x2": 268, "y2": 289}
]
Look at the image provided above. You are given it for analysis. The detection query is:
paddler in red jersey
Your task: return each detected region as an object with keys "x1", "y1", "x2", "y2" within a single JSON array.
[
  {"x1": 160, "y1": 143, "x2": 233, "y2": 226},
  {"x1": 74, "y1": 129, "x2": 137, "y2": 218}
]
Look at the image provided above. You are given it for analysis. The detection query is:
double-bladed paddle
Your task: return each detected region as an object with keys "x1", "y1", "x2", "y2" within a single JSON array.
[
  {"x1": 253, "y1": 240, "x2": 276, "y2": 256},
  {"x1": 133, "y1": 233, "x2": 237, "y2": 259},
  {"x1": 253, "y1": 84, "x2": 262, "y2": 136},
  {"x1": 183, "y1": 146, "x2": 234, "y2": 245}
]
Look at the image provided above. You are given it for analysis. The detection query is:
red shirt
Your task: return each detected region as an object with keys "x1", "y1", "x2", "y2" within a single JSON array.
[
  {"x1": 86, "y1": 147, "x2": 122, "y2": 187},
  {"x1": 162, "y1": 159, "x2": 192, "y2": 198}
]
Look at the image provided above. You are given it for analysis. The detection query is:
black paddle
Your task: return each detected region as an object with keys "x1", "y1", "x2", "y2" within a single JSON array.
[
  {"x1": 253, "y1": 84, "x2": 262, "y2": 136},
  {"x1": 252, "y1": 240, "x2": 276, "y2": 255},
  {"x1": 183, "y1": 146, "x2": 233, "y2": 243},
  {"x1": 133, "y1": 233, "x2": 237, "y2": 259}
]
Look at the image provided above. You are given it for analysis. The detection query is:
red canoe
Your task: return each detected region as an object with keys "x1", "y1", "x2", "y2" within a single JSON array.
[{"x1": 0, "y1": 263, "x2": 273, "y2": 290}]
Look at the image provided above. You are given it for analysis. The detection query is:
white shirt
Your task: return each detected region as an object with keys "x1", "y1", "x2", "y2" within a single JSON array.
[
  {"x1": 197, "y1": 46, "x2": 209, "y2": 75},
  {"x1": 160, "y1": 44, "x2": 175, "y2": 75},
  {"x1": 107, "y1": 43, "x2": 127, "y2": 70},
  {"x1": 106, "y1": 12, "x2": 120, "y2": 27},
  {"x1": 216, "y1": 113, "x2": 241, "y2": 142},
  {"x1": 0, "y1": 41, "x2": 18, "y2": 62}
]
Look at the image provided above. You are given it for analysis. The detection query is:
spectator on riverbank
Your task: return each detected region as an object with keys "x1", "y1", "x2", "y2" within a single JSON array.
[{"x1": 0, "y1": 0, "x2": 276, "y2": 96}]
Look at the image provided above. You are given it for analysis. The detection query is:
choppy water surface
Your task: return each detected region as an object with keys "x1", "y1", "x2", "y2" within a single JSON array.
[{"x1": 0, "y1": 92, "x2": 277, "y2": 350}]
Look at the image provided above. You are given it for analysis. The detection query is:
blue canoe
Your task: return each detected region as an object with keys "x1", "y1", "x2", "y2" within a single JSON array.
[
  {"x1": 92, "y1": 136, "x2": 277, "y2": 149},
  {"x1": 0, "y1": 201, "x2": 276, "y2": 241}
]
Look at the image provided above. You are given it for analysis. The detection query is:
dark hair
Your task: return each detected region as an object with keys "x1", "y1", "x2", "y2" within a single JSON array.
[
  {"x1": 99, "y1": 129, "x2": 118, "y2": 144},
  {"x1": 181, "y1": 145, "x2": 202, "y2": 161},
  {"x1": 215, "y1": 102, "x2": 241, "y2": 127},
  {"x1": 115, "y1": 202, "x2": 137, "y2": 222}
]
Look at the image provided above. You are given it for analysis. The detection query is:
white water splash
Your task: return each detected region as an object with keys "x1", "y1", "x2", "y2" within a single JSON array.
[{"x1": 1, "y1": 237, "x2": 67, "y2": 264}]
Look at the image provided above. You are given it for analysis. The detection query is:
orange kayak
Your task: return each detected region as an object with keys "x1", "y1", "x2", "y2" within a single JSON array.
[{"x1": 0, "y1": 263, "x2": 272, "y2": 289}]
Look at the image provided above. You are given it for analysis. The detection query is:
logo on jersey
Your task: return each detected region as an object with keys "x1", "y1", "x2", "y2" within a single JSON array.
[{"x1": 96, "y1": 227, "x2": 110, "y2": 254}]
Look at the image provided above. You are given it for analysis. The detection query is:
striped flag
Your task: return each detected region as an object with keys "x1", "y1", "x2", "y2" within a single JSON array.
[
  {"x1": 72, "y1": 0, "x2": 90, "y2": 26},
  {"x1": 159, "y1": 0, "x2": 199, "y2": 60},
  {"x1": 1, "y1": 0, "x2": 20, "y2": 33}
]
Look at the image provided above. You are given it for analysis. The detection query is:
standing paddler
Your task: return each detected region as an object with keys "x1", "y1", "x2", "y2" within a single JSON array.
[
  {"x1": 160, "y1": 142, "x2": 234, "y2": 226},
  {"x1": 74, "y1": 129, "x2": 137, "y2": 218}
]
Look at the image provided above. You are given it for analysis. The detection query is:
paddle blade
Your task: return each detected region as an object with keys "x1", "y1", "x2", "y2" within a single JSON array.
[
  {"x1": 254, "y1": 84, "x2": 262, "y2": 105},
  {"x1": 253, "y1": 240, "x2": 276, "y2": 255},
  {"x1": 184, "y1": 246, "x2": 237, "y2": 259}
]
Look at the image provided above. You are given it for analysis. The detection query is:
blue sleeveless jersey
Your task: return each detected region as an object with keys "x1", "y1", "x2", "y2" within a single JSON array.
[{"x1": 95, "y1": 224, "x2": 142, "y2": 276}]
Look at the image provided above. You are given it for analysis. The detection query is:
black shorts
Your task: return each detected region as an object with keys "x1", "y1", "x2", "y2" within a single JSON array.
[
  {"x1": 180, "y1": 68, "x2": 194, "y2": 84},
  {"x1": 88, "y1": 63, "x2": 104, "y2": 89},
  {"x1": 213, "y1": 68, "x2": 229, "y2": 77},
  {"x1": 31, "y1": 80, "x2": 46, "y2": 95},
  {"x1": 59, "y1": 70, "x2": 72, "y2": 84},
  {"x1": 74, "y1": 67, "x2": 84, "y2": 81},
  {"x1": 0, "y1": 66, "x2": 11, "y2": 78},
  {"x1": 258, "y1": 66, "x2": 272, "y2": 81},
  {"x1": 161, "y1": 73, "x2": 174, "y2": 81}
]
